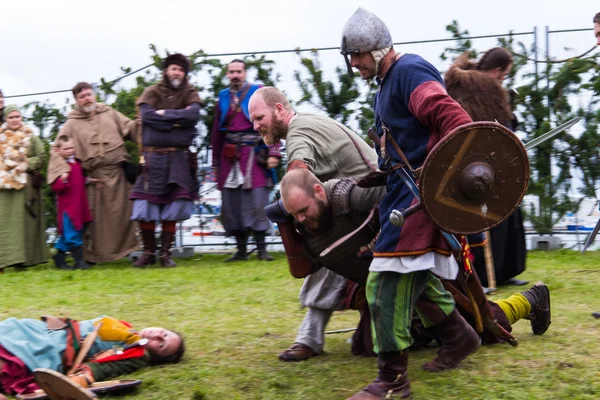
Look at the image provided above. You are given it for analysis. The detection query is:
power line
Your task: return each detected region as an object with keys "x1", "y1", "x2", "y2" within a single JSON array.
[{"x1": 4, "y1": 27, "x2": 593, "y2": 100}]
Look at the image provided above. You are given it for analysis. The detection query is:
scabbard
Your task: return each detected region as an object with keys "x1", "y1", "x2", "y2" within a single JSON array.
[{"x1": 277, "y1": 219, "x2": 317, "y2": 278}]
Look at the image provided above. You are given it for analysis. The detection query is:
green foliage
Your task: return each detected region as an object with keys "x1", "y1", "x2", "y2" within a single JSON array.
[
  {"x1": 440, "y1": 20, "x2": 477, "y2": 61},
  {"x1": 293, "y1": 51, "x2": 361, "y2": 125}
]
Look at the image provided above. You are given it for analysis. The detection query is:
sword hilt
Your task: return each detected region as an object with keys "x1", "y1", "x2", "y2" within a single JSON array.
[{"x1": 389, "y1": 202, "x2": 422, "y2": 227}]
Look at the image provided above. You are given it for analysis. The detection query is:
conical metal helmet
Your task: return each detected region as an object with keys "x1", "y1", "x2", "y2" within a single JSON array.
[{"x1": 340, "y1": 8, "x2": 393, "y2": 76}]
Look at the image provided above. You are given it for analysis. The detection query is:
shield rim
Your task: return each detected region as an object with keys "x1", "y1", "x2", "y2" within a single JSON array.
[
  {"x1": 32, "y1": 368, "x2": 97, "y2": 400},
  {"x1": 419, "y1": 121, "x2": 529, "y2": 235}
]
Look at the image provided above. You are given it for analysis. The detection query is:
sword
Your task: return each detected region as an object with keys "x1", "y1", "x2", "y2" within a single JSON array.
[
  {"x1": 581, "y1": 217, "x2": 600, "y2": 253},
  {"x1": 524, "y1": 117, "x2": 580, "y2": 151},
  {"x1": 324, "y1": 327, "x2": 357, "y2": 335}
]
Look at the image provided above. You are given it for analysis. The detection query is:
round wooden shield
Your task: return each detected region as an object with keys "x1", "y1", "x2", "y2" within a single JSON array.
[
  {"x1": 32, "y1": 369, "x2": 97, "y2": 400},
  {"x1": 17, "y1": 380, "x2": 142, "y2": 400},
  {"x1": 419, "y1": 122, "x2": 529, "y2": 235}
]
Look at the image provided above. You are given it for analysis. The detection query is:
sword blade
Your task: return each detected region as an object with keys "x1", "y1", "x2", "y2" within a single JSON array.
[
  {"x1": 524, "y1": 117, "x2": 580, "y2": 151},
  {"x1": 324, "y1": 327, "x2": 357, "y2": 335},
  {"x1": 581, "y1": 217, "x2": 600, "y2": 253}
]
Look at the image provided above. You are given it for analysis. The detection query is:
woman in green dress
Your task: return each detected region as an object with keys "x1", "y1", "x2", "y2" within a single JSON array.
[{"x1": 0, "y1": 104, "x2": 48, "y2": 270}]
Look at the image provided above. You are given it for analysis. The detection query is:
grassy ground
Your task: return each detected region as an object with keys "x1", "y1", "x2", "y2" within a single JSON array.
[{"x1": 1, "y1": 250, "x2": 599, "y2": 399}]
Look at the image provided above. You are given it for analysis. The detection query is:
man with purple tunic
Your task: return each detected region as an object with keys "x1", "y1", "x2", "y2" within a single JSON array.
[
  {"x1": 130, "y1": 53, "x2": 202, "y2": 268},
  {"x1": 211, "y1": 59, "x2": 281, "y2": 262}
]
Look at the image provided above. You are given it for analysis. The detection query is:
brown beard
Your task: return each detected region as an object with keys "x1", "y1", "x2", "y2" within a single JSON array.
[
  {"x1": 303, "y1": 199, "x2": 332, "y2": 235},
  {"x1": 270, "y1": 111, "x2": 288, "y2": 142}
]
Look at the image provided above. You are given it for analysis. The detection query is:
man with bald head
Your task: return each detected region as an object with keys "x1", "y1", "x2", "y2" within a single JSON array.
[
  {"x1": 249, "y1": 87, "x2": 375, "y2": 179},
  {"x1": 250, "y1": 86, "x2": 380, "y2": 361},
  {"x1": 279, "y1": 168, "x2": 384, "y2": 285}
]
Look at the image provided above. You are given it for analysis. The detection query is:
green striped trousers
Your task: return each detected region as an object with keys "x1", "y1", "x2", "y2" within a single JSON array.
[{"x1": 367, "y1": 270, "x2": 456, "y2": 353}]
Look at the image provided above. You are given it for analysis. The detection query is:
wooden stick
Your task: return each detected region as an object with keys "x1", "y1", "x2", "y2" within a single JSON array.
[
  {"x1": 67, "y1": 322, "x2": 103, "y2": 375},
  {"x1": 90, "y1": 380, "x2": 122, "y2": 388},
  {"x1": 484, "y1": 231, "x2": 496, "y2": 292}
]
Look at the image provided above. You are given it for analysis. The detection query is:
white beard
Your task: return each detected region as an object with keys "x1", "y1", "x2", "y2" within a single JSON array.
[
  {"x1": 170, "y1": 79, "x2": 182, "y2": 88},
  {"x1": 82, "y1": 104, "x2": 97, "y2": 114}
]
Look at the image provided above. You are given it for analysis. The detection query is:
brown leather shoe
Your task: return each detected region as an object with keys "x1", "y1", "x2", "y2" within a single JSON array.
[
  {"x1": 133, "y1": 252, "x2": 156, "y2": 267},
  {"x1": 522, "y1": 282, "x2": 551, "y2": 335},
  {"x1": 422, "y1": 309, "x2": 481, "y2": 372},
  {"x1": 278, "y1": 343, "x2": 318, "y2": 362},
  {"x1": 347, "y1": 351, "x2": 412, "y2": 399},
  {"x1": 347, "y1": 390, "x2": 411, "y2": 400},
  {"x1": 159, "y1": 252, "x2": 177, "y2": 268}
]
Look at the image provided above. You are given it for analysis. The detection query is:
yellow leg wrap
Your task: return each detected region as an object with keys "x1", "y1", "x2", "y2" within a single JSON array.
[{"x1": 494, "y1": 293, "x2": 531, "y2": 326}]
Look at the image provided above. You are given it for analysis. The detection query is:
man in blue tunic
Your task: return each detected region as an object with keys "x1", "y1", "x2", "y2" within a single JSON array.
[{"x1": 340, "y1": 8, "x2": 482, "y2": 399}]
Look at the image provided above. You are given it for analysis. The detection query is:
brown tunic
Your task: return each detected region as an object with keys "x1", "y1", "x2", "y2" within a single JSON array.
[{"x1": 58, "y1": 104, "x2": 140, "y2": 263}]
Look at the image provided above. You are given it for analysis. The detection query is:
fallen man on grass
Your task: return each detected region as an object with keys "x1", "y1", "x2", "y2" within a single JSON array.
[{"x1": 0, "y1": 315, "x2": 184, "y2": 400}]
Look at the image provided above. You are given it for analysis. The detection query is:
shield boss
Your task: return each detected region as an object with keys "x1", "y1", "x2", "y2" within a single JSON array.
[{"x1": 419, "y1": 122, "x2": 529, "y2": 235}]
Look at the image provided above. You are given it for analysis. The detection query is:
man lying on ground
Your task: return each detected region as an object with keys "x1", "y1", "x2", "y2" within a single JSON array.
[{"x1": 0, "y1": 315, "x2": 184, "y2": 398}]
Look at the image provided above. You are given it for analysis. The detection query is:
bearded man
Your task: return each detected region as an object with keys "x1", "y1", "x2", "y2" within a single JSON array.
[
  {"x1": 249, "y1": 86, "x2": 379, "y2": 361},
  {"x1": 340, "y1": 8, "x2": 483, "y2": 399},
  {"x1": 57, "y1": 82, "x2": 139, "y2": 264},
  {"x1": 211, "y1": 59, "x2": 281, "y2": 262},
  {"x1": 130, "y1": 53, "x2": 203, "y2": 268}
]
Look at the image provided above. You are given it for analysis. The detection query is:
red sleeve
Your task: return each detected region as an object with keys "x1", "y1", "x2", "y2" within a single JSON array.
[
  {"x1": 51, "y1": 178, "x2": 69, "y2": 193},
  {"x1": 408, "y1": 81, "x2": 472, "y2": 138},
  {"x1": 211, "y1": 103, "x2": 223, "y2": 168}
]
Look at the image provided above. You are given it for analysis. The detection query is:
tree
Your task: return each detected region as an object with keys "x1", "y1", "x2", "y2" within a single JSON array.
[{"x1": 293, "y1": 51, "x2": 362, "y2": 126}]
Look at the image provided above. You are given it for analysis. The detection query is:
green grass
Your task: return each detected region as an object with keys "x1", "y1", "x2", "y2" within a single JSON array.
[{"x1": 2, "y1": 250, "x2": 600, "y2": 399}]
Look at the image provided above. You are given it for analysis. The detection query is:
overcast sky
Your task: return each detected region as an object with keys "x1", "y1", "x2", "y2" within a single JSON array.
[{"x1": 1, "y1": 0, "x2": 598, "y2": 109}]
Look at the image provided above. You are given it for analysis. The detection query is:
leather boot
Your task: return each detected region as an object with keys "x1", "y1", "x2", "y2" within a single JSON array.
[
  {"x1": 279, "y1": 343, "x2": 318, "y2": 362},
  {"x1": 225, "y1": 230, "x2": 249, "y2": 262},
  {"x1": 70, "y1": 246, "x2": 90, "y2": 270},
  {"x1": 347, "y1": 351, "x2": 412, "y2": 400},
  {"x1": 133, "y1": 229, "x2": 156, "y2": 267},
  {"x1": 159, "y1": 230, "x2": 177, "y2": 268},
  {"x1": 254, "y1": 230, "x2": 274, "y2": 261},
  {"x1": 422, "y1": 308, "x2": 481, "y2": 372},
  {"x1": 53, "y1": 250, "x2": 72, "y2": 270},
  {"x1": 520, "y1": 282, "x2": 551, "y2": 335}
]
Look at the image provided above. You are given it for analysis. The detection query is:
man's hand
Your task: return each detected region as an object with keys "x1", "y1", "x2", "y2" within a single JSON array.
[
  {"x1": 267, "y1": 157, "x2": 279, "y2": 169},
  {"x1": 60, "y1": 172, "x2": 70, "y2": 183},
  {"x1": 68, "y1": 372, "x2": 95, "y2": 388},
  {"x1": 155, "y1": 109, "x2": 165, "y2": 116},
  {"x1": 86, "y1": 177, "x2": 105, "y2": 189}
]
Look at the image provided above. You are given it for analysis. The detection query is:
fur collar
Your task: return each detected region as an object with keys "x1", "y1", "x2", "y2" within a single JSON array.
[
  {"x1": 0, "y1": 124, "x2": 33, "y2": 190},
  {"x1": 444, "y1": 53, "x2": 512, "y2": 124}
]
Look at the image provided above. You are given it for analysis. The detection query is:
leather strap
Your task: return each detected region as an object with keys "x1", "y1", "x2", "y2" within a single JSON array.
[
  {"x1": 223, "y1": 84, "x2": 252, "y2": 130},
  {"x1": 381, "y1": 123, "x2": 414, "y2": 172}
]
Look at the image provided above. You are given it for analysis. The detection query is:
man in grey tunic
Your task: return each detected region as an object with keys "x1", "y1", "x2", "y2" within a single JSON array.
[{"x1": 249, "y1": 86, "x2": 378, "y2": 360}]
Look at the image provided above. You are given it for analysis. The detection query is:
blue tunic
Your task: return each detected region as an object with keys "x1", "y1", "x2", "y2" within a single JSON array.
[
  {"x1": 0, "y1": 316, "x2": 128, "y2": 373},
  {"x1": 372, "y1": 54, "x2": 476, "y2": 257}
]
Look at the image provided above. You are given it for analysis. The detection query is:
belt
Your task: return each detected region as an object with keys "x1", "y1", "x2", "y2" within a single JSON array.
[{"x1": 142, "y1": 147, "x2": 187, "y2": 153}]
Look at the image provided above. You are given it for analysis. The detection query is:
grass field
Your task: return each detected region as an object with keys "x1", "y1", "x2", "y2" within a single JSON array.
[{"x1": 1, "y1": 250, "x2": 599, "y2": 399}]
